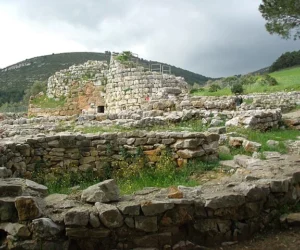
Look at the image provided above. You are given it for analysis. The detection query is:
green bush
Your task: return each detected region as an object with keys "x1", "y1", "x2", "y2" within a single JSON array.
[
  {"x1": 209, "y1": 83, "x2": 221, "y2": 92},
  {"x1": 256, "y1": 75, "x2": 278, "y2": 86},
  {"x1": 231, "y1": 83, "x2": 244, "y2": 94}
]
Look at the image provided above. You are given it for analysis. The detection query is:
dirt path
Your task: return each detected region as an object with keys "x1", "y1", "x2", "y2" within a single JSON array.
[{"x1": 213, "y1": 228, "x2": 300, "y2": 250}]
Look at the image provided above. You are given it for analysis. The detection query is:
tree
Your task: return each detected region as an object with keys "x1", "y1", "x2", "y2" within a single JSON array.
[
  {"x1": 23, "y1": 81, "x2": 46, "y2": 104},
  {"x1": 208, "y1": 83, "x2": 221, "y2": 92},
  {"x1": 231, "y1": 83, "x2": 244, "y2": 94},
  {"x1": 259, "y1": 0, "x2": 300, "y2": 40}
]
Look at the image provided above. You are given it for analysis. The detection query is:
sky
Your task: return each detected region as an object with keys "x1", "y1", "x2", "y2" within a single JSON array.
[{"x1": 0, "y1": 0, "x2": 299, "y2": 77}]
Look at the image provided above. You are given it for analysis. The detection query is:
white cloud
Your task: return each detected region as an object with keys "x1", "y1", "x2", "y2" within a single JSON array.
[{"x1": 0, "y1": 0, "x2": 299, "y2": 77}]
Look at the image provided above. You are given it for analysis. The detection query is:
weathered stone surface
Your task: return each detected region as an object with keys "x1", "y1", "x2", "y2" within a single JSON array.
[
  {"x1": 65, "y1": 227, "x2": 110, "y2": 238},
  {"x1": 141, "y1": 200, "x2": 174, "y2": 216},
  {"x1": 0, "y1": 178, "x2": 47, "y2": 198},
  {"x1": 204, "y1": 192, "x2": 245, "y2": 209},
  {"x1": 117, "y1": 201, "x2": 140, "y2": 216},
  {"x1": 233, "y1": 182, "x2": 270, "y2": 202},
  {"x1": 229, "y1": 137, "x2": 244, "y2": 147},
  {"x1": 242, "y1": 140, "x2": 261, "y2": 153},
  {"x1": 31, "y1": 218, "x2": 63, "y2": 239},
  {"x1": 285, "y1": 213, "x2": 300, "y2": 226},
  {"x1": 81, "y1": 179, "x2": 120, "y2": 203},
  {"x1": 64, "y1": 207, "x2": 90, "y2": 226},
  {"x1": 135, "y1": 216, "x2": 158, "y2": 232},
  {"x1": 167, "y1": 186, "x2": 183, "y2": 199},
  {"x1": 15, "y1": 196, "x2": 43, "y2": 221},
  {"x1": 0, "y1": 222, "x2": 30, "y2": 237},
  {"x1": 89, "y1": 210, "x2": 101, "y2": 228},
  {"x1": 133, "y1": 232, "x2": 172, "y2": 248},
  {"x1": 95, "y1": 202, "x2": 123, "y2": 228},
  {"x1": 177, "y1": 149, "x2": 205, "y2": 159},
  {"x1": 270, "y1": 179, "x2": 290, "y2": 193}
]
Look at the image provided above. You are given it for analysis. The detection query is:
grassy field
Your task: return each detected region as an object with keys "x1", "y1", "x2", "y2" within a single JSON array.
[{"x1": 193, "y1": 66, "x2": 300, "y2": 96}]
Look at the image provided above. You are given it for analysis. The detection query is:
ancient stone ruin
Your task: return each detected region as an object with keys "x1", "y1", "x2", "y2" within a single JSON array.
[{"x1": 1, "y1": 52, "x2": 300, "y2": 249}]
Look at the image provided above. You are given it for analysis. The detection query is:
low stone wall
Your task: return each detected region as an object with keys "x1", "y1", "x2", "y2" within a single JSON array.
[
  {"x1": 226, "y1": 109, "x2": 282, "y2": 131},
  {"x1": 1, "y1": 152, "x2": 300, "y2": 249},
  {"x1": 239, "y1": 91, "x2": 300, "y2": 112},
  {"x1": 0, "y1": 131, "x2": 219, "y2": 179}
]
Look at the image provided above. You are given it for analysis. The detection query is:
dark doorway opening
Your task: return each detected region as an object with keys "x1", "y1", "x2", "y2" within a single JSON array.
[
  {"x1": 0, "y1": 230, "x2": 7, "y2": 248},
  {"x1": 97, "y1": 106, "x2": 105, "y2": 113}
]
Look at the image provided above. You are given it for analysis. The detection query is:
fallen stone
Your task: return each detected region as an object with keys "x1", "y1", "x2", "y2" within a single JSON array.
[
  {"x1": 242, "y1": 140, "x2": 261, "y2": 153},
  {"x1": 229, "y1": 137, "x2": 244, "y2": 147},
  {"x1": 81, "y1": 179, "x2": 120, "y2": 203}
]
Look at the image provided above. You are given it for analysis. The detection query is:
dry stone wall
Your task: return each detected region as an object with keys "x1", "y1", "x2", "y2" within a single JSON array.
[
  {"x1": 46, "y1": 61, "x2": 108, "y2": 98},
  {"x1": 1, "y1": 152, "x2": 300, "y2": 249},
  {"x1": 105, "y1": 58, "x2": 189, "y2": 114},
  {"x1": 239, "y1": 91, "x2": 300, "y2": 112},
  {"x1": 0, "y1": 131, "x2": 219, "y2": 179}
]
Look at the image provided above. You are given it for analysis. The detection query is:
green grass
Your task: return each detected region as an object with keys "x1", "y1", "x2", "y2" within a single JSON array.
[
  {"x1": 117, "y1": 159, "x2": 220, "y2": 194},
  {"x1": 31, "y1": 95, "x2": 66, "y2": 109},
  {"x1": 77, "y1": 125, "x2": 131, "y2": 134},
  {"x1": 77, "y1": 119, "x2": 209, "y2": 134},
  {"x1": 193, "y1": 66, "x2": 300, "y2": 96},
  {"x1": 40, "y1": 155, "x2": 220, "y2": 195},
  {"x1": 193, "y1": 88, "x2": 232, "y2": 96},
  {"x1": 149, "y1": 119, "x2": 208, "y2": 132},
  {"x1": 219, "y1": 147, "x2": 252, "y2": 161},
  {"x1": 228, "y1": 128, "x2": 299, "y2": 154}
]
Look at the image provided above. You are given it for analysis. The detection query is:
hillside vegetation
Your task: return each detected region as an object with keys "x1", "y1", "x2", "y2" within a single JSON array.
[
  {"x1": 0, "y1": 52, "x2": 210, "y2": 107},
  {"x1": 270, "y1": 50, "x2": 300, "y2": 72},
  {"x1": 192, "y1": 66, "x2": 300, "y2": 96}
]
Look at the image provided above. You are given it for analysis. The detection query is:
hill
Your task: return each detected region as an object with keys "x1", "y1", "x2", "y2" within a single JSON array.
[
  {"x1": 247, "y1": 66, "x2": 270, "y2": 75},
  {"x1": 192, "y1": 66, "x2": 300, "y2": 97},
  {"x1": 0, "y1": 52, "x2": 211, "y2": 106}
]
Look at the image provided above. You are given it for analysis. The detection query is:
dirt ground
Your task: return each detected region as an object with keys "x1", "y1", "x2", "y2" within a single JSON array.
[{"x1": 213, "y1": 228, "x2": 300, "y2": 250}]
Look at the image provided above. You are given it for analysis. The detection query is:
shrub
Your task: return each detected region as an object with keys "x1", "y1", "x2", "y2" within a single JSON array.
[
  {"x1": 256, "y1": 75, "x2": 278, "y2": 86},
  {"x1": 209, "y1": 84, "x2": 221, "y2": 92},
  {"x1": 231, "y1": 83, "x2": 244, "y2": 94},
  {"x1": 115, "y1": 51, "x2": 133, "y2": 62},
  {"x1": 190, "y1": 89, "x2": 198, "y2": 94},
  {"x1": 264, "y1": 75, "x2": 278, "y2": 86}
]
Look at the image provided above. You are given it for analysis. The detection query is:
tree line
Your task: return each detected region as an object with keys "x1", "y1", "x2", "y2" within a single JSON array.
[{"x1": 269, "y1": 50, "x2": 300, "y2": 72}]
